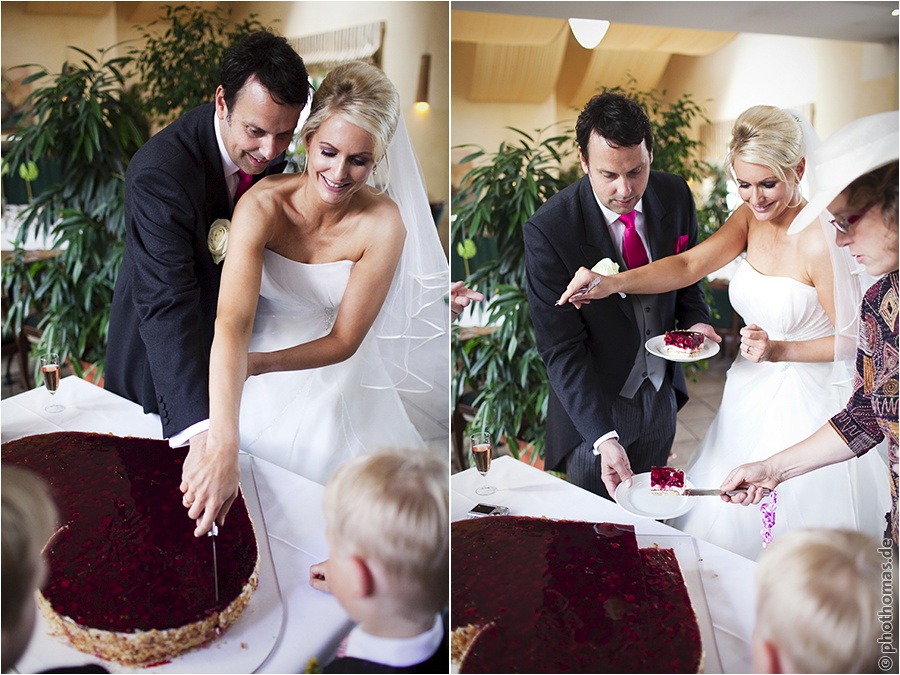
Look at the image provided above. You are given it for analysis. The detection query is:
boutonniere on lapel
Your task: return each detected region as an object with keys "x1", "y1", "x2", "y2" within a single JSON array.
[
  {"x1": 674, "y1": 235, "x2": 689, "y2": 255},
  {"x1": 591, "y1": 257, "x2": 620, "y2": 275},
  {"x1": 208, "y1": 219, "x2": 230, "y2": 264}
]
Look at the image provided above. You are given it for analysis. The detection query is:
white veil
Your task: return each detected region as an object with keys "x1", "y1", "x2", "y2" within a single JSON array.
[
  {"x1": 791, "y1": 110, "x2": 875, "y2": 388},
  {"x1": 362, "y1": 114, "x2": 450, "y2": 392}
]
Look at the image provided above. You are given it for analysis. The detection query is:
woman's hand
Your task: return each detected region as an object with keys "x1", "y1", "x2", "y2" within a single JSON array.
[
  {"x1": 557, "y1": 267, "x2": 613, "y2": 308},
  {"x1": 739, "y1": 323, "x2": 772, "y2": 362},
  {"x1": 719, "y1": 460, "x2": 781, "y2": 505},
  {"x1": 450, "y1": 281, "x2": 485, "y2": 320},
  {"x1": 180, "y1": 431, "x2": 241, "y2": 537}
]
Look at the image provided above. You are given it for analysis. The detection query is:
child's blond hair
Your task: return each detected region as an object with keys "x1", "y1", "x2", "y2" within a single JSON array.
[
  {"x1": 755, "y1": 528, "x2": 883, "y2": 673},
  {"x1": 323, "y1": 449, "x2": 448, "y2": 615}
]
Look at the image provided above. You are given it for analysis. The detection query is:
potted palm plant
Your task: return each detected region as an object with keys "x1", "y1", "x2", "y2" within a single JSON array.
[
  {"x1": 1, "y1": 45, "x2": 147, "y2": 380},
  {"x1": 2, "y1": 4, "x2": 272, "y2": 384}
]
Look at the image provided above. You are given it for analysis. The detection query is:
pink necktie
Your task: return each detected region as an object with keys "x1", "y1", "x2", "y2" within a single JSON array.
[
  {"x1": 233, "y1": 169, "x2": 253, "y2": 203},
  {"x1": 620, "y1": 210, "x2": 649, "y2": 269}
]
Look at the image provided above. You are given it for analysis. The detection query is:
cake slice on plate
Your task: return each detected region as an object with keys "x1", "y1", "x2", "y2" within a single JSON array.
[
  {"x1": 650, "y1": 466, "x2": 686, "y2": 496},
  {"x1": 663, "y1": 330, "x2": 705, "y2": 357}
]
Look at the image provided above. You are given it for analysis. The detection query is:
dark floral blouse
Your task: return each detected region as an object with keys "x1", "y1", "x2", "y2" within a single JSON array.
[{"x1": 830, "y1": 271, "x2": 898, "y2": 545}]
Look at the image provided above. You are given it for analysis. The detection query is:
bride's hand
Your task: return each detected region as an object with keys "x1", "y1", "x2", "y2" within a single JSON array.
[
  {"x1": 180, "y1": 431, "x2": 240, "y2": 537},
  {"x1": 739, "y1": 323, "x2": 771, "y2": 362},
  {"x1": 557, "y1": 267, "x2": 610, "y2": 308}
]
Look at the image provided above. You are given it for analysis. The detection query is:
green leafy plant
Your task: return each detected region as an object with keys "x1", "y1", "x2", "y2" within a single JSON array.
[
  {"x1": 1, "y1": 45, "x2": 148, "y2": 376},
  {"x1": 132, "y1": 4, "x2": 269, "y2": 125},
  {"x1": 451, "y1": 126, "x2": 575, "y2": 460},
  {"x1": 452, "y1": 87, "x2": 731, "y2": 464}
]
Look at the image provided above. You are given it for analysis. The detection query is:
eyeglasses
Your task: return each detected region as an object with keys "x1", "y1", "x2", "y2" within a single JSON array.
[{"x1": 829, "y1": 201, "x2": 875, "y2": 234}]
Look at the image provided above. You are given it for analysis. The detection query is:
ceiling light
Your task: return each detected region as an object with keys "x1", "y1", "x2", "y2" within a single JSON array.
[{"x1": 568, "y1": 18, "x2": 610, "y2": 50}]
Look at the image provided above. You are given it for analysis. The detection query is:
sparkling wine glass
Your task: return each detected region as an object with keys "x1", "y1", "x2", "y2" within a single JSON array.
[
  {"x1": 40, "y1": 353, "x2": 64, "y2": 413},
  {"x1": 470, "y1": 431, "x2": 496, "y2": 496}
]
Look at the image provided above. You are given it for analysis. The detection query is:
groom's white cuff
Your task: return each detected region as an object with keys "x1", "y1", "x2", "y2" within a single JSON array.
[
  {"x1": 169, "y1": 419, "x2": 210, "y2": 448},
  {"x1": 592, "y1": 430, "x2": 620, "y2": 455}
]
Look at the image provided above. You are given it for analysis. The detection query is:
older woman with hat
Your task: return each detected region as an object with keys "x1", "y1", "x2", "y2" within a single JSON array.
[{"x1": 722, "y1": 111, "x2": 899, "y2": 547}]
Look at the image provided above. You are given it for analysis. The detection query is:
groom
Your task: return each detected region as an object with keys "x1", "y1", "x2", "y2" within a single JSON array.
[
  {"x1": 524, "y1": 92, "x2": 714, "y2": 500},
  {"x1": 106, "y1": 32, "x2": 308, "y2": 528}
]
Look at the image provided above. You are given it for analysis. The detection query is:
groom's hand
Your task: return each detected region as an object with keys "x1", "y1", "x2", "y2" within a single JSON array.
[
  {"x1": 687, "y1": 322, "x2": 722, "y2": 344},
  {"x1": 180, "y1": 431, "x2": 240, "y2": 537},
  {"x1": 597, "y1": 439, "x2": 633, "y2": 498}
]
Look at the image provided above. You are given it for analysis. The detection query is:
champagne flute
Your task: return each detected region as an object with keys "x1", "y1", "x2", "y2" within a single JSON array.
[
  {"x1": 40, "y1": 353, "x2": 64, "y2": 413},
  {"x1": 471, "y1": 431, "x2": 496, "y2": 496}
]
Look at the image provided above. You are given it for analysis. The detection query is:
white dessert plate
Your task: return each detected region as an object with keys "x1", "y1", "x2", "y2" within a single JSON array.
[
  {"x1": 645, "y1": 334, "x2": 720, "y2": 363},
  {"x1": 16, "y1": 453, "x2": 284, "y2": 674},
  {"x1": 615, "y1": 472, "x2": 697, "y2": 520}
]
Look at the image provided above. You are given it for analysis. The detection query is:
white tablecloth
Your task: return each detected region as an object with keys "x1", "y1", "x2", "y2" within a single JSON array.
[
  {"x1": 2, "y1": 376, "x2": 352, "y2": 673},
  {"x1": 451, "y1": 456, "x2": 757, "y2": 674}
]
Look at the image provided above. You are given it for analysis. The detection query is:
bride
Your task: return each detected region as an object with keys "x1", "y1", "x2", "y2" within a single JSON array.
[
  {"x1": 182, "y1": 62, "x2": 448, "y2": 534},
  {"x1": 559, "y1": 106, "x2": 889, "y2": 560}
]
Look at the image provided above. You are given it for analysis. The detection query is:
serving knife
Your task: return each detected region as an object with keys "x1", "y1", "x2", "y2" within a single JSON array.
[
  {"x1": 682, "y1": 487, "x2": 772, "y2": 497},
  {"x1": 208, "y1": 522, "x2": 220, "y2": 607}
]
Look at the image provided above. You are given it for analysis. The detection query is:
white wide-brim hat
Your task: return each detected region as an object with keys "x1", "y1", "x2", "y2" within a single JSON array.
[{"x1": 788, "y1": 110, "x2": 899, "y2": 234}]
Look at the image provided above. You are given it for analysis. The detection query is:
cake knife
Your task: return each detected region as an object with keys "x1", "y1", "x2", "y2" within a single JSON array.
[
  {"x1": 208, "y1": 522, "x2": 220, "y2": 607},
  {"x1": 682, "y1": 487, "x2": 772, "y2": 497}
]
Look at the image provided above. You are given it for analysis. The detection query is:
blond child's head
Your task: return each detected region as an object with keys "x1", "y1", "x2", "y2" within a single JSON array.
[
  {"x1": 2, "y1": 465, "x2": 58, "y2": 671},
  {"x1": 322, "y1": 449, "x2": 448, "y2": 621},
  {"x1": 753, "y1": 529, "x2": 883, "y2": 673}
]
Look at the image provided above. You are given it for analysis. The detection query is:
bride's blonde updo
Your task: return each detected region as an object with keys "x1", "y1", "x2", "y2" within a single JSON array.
[
  {"x1": 725, "y1": 105, "x2": 805, "y2": 205},
  {"x1": 301, "y1": 61, "x2": 400, "y2": 166}
]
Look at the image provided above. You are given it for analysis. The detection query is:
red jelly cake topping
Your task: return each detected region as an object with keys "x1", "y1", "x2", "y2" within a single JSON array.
[
  {"x1": 451, "y1": 516, "x2": 702, "y2": 673},
  {"x1": 1, "y1": 432, "x2": 257, "y2": 632},
  {"x1": 651, "y1": 466, "x2": 686, "y2": 494},
  {"x1": 664, "y1": 330, "x2": 705, "y2": 353}
]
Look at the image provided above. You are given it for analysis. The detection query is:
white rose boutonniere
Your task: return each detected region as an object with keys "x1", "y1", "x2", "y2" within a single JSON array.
[
  {"x1": 591, "y1": 257, "x2": 620, "y2": 276},
  {"x1": 208, "y1": 219, "x2": 230, "y2": 264}
]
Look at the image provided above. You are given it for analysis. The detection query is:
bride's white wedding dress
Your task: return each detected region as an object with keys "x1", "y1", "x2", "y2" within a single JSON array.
[
  {"x1": 670, "y1": 258, "x2": 890, "y2": 560},
  {"x1": 238, "y1": 250, "x2": 426, "y2": 485}
]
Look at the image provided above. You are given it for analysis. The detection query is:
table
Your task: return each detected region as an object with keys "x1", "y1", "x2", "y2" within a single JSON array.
[
  {"x1": 2, "y1": 377, "x2": 352, "y2": 673},
  {"x1": 451, "y1": 456, "x2": 757, "y2": 673}
]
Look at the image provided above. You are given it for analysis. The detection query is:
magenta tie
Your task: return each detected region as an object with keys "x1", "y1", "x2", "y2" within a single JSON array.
[
  {"x1": 620, "y1": 210, "x2": 649, "y2": 269},
  {"x1": 233, "y1": 169, "x2": 253, "y2": 203}
]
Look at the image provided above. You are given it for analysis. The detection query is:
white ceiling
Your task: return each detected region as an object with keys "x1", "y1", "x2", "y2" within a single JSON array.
[{"x1": 454, "y1": 1, "x2": 899, "y2": 45}]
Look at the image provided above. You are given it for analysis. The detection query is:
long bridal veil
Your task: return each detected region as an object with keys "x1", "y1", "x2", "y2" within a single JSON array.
[
  {"x1": 365, "y1": 114, "x2": 450, "y2": 392},
  {"x1": 791, "y1": 110, "x2": 877, "y2": 386}
]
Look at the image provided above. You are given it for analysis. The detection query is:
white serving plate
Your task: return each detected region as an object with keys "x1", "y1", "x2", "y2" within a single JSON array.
[
  {"x1": 616, "y1": 471, "x2": 697, "y2": 520},
  {"x1": 645, "y1": 334, "x2": 720, "y2": 362}
]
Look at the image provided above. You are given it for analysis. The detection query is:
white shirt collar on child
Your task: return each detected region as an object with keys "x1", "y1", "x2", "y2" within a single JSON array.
[{"x1": 341, "y1": 613, "x2": 443, "y2": 667}]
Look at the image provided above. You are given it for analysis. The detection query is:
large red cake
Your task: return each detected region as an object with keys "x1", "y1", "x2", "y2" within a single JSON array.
[
  {"x1": 451, "y1": 516, "x2": 702, "y2": 673},
  {"x1": 1, "y1": 432, "x2": 259, "y2": 666}
]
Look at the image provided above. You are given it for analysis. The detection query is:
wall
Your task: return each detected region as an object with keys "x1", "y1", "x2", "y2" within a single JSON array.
[
  {"x1": 2, "y1": 1, "x2": 450, "y2": 247},
  {"x1": 451, "y1": 30, "x2": 899, "y2": 182},
  {"x1": 659, "y1": 32, "x2": 899, "y2": 163}
]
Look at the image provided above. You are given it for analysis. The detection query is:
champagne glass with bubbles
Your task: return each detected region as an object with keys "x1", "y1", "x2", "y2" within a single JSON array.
[
  {"x1": 470, "y1": 431, "x2": 496, "y2": 496},
  {"x1": 40, "y1": 353, "x2": 64, "y2": 413}
]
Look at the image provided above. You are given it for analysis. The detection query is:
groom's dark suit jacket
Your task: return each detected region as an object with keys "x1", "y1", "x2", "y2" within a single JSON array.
[
  {"x1": 105, "y1": 103, "x2": 283, "y2": 438},
  {"x1": 525, "y1": 172, "x2": 710, "y2": 473}
]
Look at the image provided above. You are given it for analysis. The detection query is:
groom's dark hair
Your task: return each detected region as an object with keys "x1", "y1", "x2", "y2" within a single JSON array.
[
  {"x1": 219, "y1": 31, "x2": 309, "y2": 110},
  {"x1": 576, "y1": 92, "x2": 653, "y2": 163}
]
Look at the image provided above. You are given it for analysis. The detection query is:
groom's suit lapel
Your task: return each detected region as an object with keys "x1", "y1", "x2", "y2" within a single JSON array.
[
  {"x1": 643, "y1": 175, "x2": 671, "y2": 263},
  {"x1": 575, "y1": 177, "x2": 635, "y2": 324}
]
